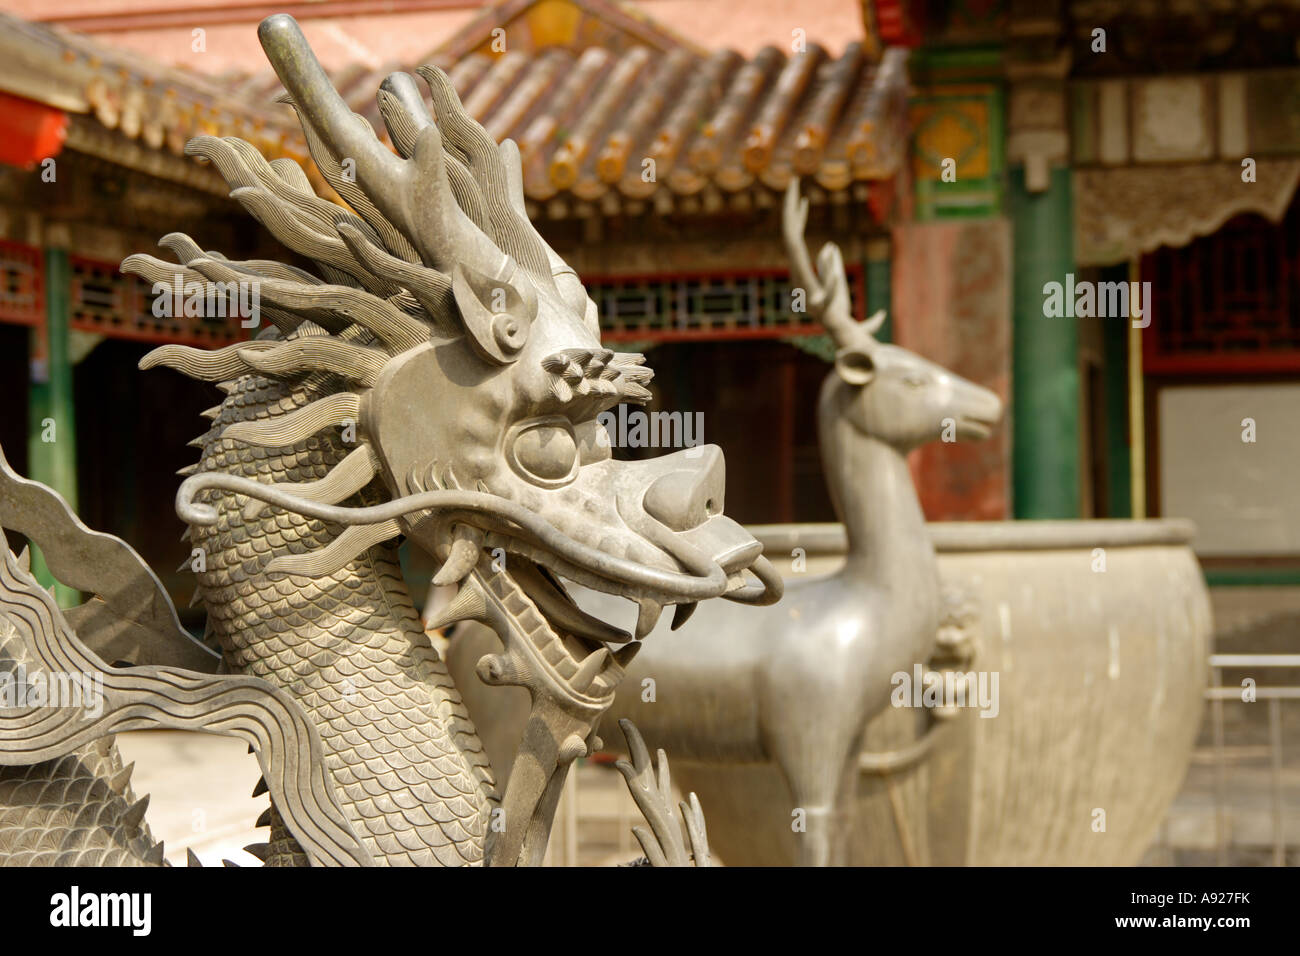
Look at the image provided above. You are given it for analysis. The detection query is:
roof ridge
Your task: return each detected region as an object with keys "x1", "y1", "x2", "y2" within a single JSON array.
[{"x1": 431, "y1": 0, "x2": 705, "y2": 62}]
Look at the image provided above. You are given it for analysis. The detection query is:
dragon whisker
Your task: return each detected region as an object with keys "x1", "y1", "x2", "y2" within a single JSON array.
[{"x1": 176, "y1": 472, "x2": 746, "y2": 603}]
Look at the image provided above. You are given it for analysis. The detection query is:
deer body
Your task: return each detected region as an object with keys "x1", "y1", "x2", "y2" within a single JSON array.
[{"x1": 593, "y1": 360, "x2": 963, "y2": 865}]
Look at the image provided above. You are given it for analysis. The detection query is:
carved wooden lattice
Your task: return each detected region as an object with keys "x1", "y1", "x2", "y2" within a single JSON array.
[
  {"x1": 0, "y1": 240, "x2": 252, "y2": 346},
  {"x1": 1144, "y1": 205, "x2": 1300, "y2": 374},
  {"x1": 588, "y1": 265, "x2": 864, "y2": 343},
  {"x1": 0, "y1": 240, "x2": 43, "y2": 327}
]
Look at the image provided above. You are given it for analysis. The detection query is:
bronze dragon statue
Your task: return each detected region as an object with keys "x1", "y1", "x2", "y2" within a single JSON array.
[{"x1": 0, "y1": 13, "x2": 779, "y2": 867}]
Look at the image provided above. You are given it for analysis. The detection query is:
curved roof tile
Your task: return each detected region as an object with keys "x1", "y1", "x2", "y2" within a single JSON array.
[{"x1": 0, "y1": 11, "x2": 908, "y2": 213}]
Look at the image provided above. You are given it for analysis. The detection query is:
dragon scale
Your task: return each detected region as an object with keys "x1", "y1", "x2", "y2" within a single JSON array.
[{"x1": 191, "y1": 370, "x2": 495, "y2": 866}]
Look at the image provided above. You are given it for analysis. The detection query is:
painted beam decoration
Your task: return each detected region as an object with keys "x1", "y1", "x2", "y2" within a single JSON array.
[{"x1": 0, "y1": 13, "x2": 782, "y2": 868}]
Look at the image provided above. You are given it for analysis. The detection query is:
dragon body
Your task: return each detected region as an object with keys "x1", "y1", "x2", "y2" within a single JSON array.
[{"x1": 191, "y1": 372, "x2": 494, "y2": 866}]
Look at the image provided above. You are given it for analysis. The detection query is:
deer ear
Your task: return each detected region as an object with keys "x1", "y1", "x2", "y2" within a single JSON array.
[
  {"x1": 834, "y1": 347, "x2": 875, "y2": 386},
  {"x1": 451, "y1": 260, "x2": 536, "y2": 365}
]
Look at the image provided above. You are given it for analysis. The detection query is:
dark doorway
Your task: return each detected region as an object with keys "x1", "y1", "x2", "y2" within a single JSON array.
[
  {"x1": 622, "y1": 339, "x2": 835, "y2": 525},
  {"x1": 73, "y1": 338, "x2": 214, "y2": 620}
]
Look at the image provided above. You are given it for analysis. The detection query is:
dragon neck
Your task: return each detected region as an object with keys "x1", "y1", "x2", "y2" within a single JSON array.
[{"x1": 190, "y1": 372, "x2": 496, "y2": 866}]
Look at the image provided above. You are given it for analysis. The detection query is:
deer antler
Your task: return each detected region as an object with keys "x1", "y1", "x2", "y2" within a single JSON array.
[
  {"x1": 782, "y1": 180, "x2": 884, "y2": 347},
  {"x1": 614, "y1": 718, "x2": 712, "y2": 867}
]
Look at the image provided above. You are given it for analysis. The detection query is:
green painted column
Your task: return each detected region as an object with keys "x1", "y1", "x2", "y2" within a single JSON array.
[
  {"x1": 1009, "y1": 165, "x2": 1079, "y2": 519},
  {"x1": 865, "y1": 238, "x2": 892, "y2": 343},
  {"x1": 28, "y1": 244, "x2": 79, "y2": 607},
  {"x1": 1100, "y1": 263, "x2": 1132, "y2": 519}
]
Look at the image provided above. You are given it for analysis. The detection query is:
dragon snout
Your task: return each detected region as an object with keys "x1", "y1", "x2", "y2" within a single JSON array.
[
  {"x1": 619, "y1": 444, "x2": 778, "y2": 607},
  {"x1": 642, "y1": 444, "x2": 725, "y2": 532},
  {"x1": 641, "y1": 445, "x2": 762, "y2": 572}
]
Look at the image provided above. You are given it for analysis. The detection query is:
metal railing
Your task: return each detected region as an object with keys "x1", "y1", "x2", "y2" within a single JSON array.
[{"x1": 1204, "y1": 653, "x2": 1299, "y2": 866}]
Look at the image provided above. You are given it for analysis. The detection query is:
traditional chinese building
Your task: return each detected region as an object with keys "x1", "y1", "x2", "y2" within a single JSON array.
[{"x1": 878, "y1": 0, "x2": 1300, "y2": 587}]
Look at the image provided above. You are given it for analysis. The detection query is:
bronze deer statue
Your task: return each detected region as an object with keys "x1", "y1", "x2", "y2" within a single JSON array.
[{"x1": 447, "y1": 180, "x2": 1002, "y2": 865}]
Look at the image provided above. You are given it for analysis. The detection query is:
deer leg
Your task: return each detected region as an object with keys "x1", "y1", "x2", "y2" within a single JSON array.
[{"x1": 771, "y1": 727, "x2": 863, "y2": 867}]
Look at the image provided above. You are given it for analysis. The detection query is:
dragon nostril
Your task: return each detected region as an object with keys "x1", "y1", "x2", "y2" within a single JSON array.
[{"x1": 642, "y1": 447, "x2": 725, "y2": 532}]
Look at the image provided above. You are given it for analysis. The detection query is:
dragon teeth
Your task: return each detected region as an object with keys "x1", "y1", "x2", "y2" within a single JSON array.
[{"x1": 635, "y1": 600, "x2": 663, "y2": 640}]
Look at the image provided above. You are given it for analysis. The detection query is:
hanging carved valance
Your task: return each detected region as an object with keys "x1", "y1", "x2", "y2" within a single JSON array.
[{"x1": 1074, "y1": 159, "x2": 1300, "y2": 267}]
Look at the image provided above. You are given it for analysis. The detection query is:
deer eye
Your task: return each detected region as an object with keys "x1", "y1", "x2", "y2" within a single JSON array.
[{"x1": 509, "y1": 418, "x2": 579, "y2": 486}]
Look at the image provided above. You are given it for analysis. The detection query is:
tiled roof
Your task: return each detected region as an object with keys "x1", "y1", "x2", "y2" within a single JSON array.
[
  {"x1": 352, "y1": 43, "x2": 910, "y2": 209},
  {"x1": 0, "y1": 9, "x2": 909, "y2": 214},
  {"x1": 0, "y1": 12, "x2": 307, "y2": 181}
]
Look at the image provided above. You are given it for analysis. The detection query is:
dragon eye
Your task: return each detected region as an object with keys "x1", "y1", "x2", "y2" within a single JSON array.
[{"x1": 509, "y1": 419, "x2": 579, "y2": 486}]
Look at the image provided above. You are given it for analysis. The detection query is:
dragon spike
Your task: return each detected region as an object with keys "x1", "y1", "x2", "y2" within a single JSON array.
[
  {"x1": 15, "y1": 546, "x2": 29, "y2": 572},
  {"x1": 122, "y1": 794, "x2": 150, "y2": 830},
  {"x1": 432, "y1": 525, "x2": 484, "y2": 587},
  {"x1": 119, "y1": 251, "x2": 204, "y2": 290},
  {"x1": 144, "y1": 842, "x2": 165, "y2": 866},
  {"x1": 243, "y1": 843, "x2": 271, "y2": 862},
  {"x1": 243, "y1": 444, "x2": 378, "y2": 520},
  {"x1": 227, "y1": 186, "x2": 383, "y2": 297},
  {"x1": 255, "y1": 808, "x2": 274, "y2": 828},
  {"x1": 252, "y1": 777, "x2": 268, "y2": 798},
  {"x1": 107, "y1": 761, "x2": 135, "y2": 795},
  {"x1": 220, "y1": 392, "x2": 359, "y2": 447},
  {"x1": 188, "y1": 253, "x2": 427, "y2": 351},
  {"x1": 264, "y1": 519, "x2": 402, "y2": 578},
  {"x1": 187, "y1": 848, "x2": 202, "y2": 867}
]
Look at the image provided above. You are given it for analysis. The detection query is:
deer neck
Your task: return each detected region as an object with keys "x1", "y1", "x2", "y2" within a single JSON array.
[{"x1": 817, "y1": 377, "x2": 934, "y2": 584}]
